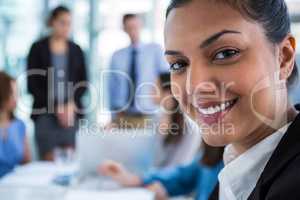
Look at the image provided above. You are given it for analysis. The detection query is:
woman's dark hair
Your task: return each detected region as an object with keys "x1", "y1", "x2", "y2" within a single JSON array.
[
  {"x1": 166, "y1": 0, "x2": 298, "y2": 88},
  {"x1": 47, "y1": 5, "x2": 70, "y2": 27},
  {"x1": 159, "y1": 73, "x2": 184, "y2": 146},
  {"x1": 0, "y1": 71, "x2": 15, "y2": 119},
  {"x1": 201, "y1": 141, "x2": 224, "y2": 167}
]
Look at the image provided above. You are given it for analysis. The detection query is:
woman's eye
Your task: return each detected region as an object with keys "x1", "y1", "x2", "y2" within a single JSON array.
[
  {"x1": 214, "y1": 49, "x2": 240, "y2": 61},
  {"x1": 169, "y1": 62, "x2": 187, "y2": 73}
]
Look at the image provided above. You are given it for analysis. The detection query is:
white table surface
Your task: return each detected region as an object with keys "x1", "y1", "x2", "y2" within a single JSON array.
[{"x1": 0, "y1": 162, "x2": 155, "y2": 200}]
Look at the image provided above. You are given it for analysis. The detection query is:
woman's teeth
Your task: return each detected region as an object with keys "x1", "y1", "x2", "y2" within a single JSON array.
[{"x1": 197, "y1": 99, "x2": 236, "y2": 115}]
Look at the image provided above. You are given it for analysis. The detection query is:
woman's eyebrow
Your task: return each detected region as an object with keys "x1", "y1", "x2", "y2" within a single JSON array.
[
  {"x1": 164, "y1": 50, "x2": 184, "y2": 56},
  {"x1": 200, "y1": 30, "x2": 241, "y2": 49},
  {"x1": 164, "y1": 30, "x2": 241, "y2": 55}
]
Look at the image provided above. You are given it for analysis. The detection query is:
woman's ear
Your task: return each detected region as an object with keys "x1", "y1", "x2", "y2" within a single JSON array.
[{"x1": 279, "y1": 34, "x2": 296, "y2": 81}]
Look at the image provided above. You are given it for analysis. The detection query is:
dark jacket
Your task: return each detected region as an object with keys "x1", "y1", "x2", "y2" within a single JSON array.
[
  {"x1": 209, "y1": 109, "x2": 300, "y2": 200},
  {"x1": 27, "y1": 37, "x2": 88, "y2": 120}
]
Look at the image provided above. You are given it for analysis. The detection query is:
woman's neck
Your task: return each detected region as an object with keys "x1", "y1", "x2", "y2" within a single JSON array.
[
  {"x1": 232, "y1": 105, "x2": 298, "y2": 155},
  {"x1": 50, "y1": 36, "x2": 67, "y2": 54},
  {"x1": 50, "y1": 35, "x2": 67, "y2": 43},
  {"x1": 0, "y1": 111, "x2": 11, "y2": 127}
]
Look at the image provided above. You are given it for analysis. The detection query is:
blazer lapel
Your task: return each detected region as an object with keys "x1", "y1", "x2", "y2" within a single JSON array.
[
  {"x1": 43, "y1": 37, "x2": 51, "y2": 68},
  {"x1": 67, "y1": 41, "x2": 73, "y2": 82},
  {"x1": 248, "y1": 112, "x2": 300, "y2": 200}
]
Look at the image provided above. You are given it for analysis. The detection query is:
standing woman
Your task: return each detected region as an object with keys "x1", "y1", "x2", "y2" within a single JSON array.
[
  {"x1": 165, "y1": 0, "x2": 300, "y2": 199},
  {"x1": 27, "y1": 6, "x2": 88, "y2": 161}
]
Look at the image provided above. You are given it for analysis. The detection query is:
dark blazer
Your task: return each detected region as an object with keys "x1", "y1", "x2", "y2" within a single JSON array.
[
  {"x1": 27, "y1": 37, "x2": 88, "y2": 120},
  {"x1": 209, "y1": 109, "x2": 300, "y2": 200}
]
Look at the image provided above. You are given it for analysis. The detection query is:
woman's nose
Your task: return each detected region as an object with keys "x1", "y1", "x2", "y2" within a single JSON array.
[{"x1": 185, "y1": 65, "x2": 217, "y2": 98}]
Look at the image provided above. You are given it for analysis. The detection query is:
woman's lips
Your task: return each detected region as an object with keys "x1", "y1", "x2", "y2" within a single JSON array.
[{"x1": 195, "y1": 98, "x2": 238, "y2": 125}]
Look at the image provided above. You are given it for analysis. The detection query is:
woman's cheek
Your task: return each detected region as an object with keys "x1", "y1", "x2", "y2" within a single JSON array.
[{"x1": 171, "y1": 79, "x2": 185, "y2": 102}]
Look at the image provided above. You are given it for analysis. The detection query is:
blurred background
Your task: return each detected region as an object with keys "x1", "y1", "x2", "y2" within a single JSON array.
[
  {"x1": 0, "y1": 0, "x2": 170, "y2": 159},
  {"x1": 0, "y1": 0, "x2": 300, "y2": 158}
]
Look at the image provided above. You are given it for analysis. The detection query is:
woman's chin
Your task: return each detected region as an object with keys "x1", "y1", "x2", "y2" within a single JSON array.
[{"x1": 201, "y1": 130, "x2": 231, "y2": 147}]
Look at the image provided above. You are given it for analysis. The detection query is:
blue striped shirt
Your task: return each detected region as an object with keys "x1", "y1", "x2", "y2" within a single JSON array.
[
  {"x1": 108, "y1": 43, "x2": 169, "y2": 115},
  {"x1": 142, "y1": 157, "x2": 223, "y2": 200}
]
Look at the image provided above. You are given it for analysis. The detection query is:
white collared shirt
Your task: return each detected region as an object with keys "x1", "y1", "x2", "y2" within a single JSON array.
[{"x1": 218, "y1": 123, "x2": 291, "y2": 200}]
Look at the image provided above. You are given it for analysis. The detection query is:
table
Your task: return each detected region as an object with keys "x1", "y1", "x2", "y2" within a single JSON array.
[{"x1": 0, "y1": 162, "x2": 154, "y2": 200}]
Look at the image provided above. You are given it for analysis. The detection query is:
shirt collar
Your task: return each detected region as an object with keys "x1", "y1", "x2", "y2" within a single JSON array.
[
  {"x1": 219, "y1": 123, "x2": 291, "y2": 200},
  {"x1": 130, "y1": 42, "x2": 144, "y2": 51}
]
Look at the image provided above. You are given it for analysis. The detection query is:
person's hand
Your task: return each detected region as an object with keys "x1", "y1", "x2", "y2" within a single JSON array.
[
  {"x1": 98, "y1": 160, "x2": 141, "y2": 187},
  {"x1": 103, "y1": 121, "x2": 119, "y2": 131},
  {"x1": 104, "y1": 112, "x2": 126, "y2": 130},
  {"x1": 56, "y1": 101, "x2": 76, "y2": 128},
  {"x1": 145, "y1": 182, "x2": 168, "y2": 200}
]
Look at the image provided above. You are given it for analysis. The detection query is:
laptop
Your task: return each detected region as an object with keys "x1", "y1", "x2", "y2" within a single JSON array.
[{"x1": 76, "y1": 126, "x2": 157, "y2": 189}]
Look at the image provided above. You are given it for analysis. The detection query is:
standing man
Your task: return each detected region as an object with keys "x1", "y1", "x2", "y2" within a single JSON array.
[{"x1": 108, "y1": 14, "x2": 169, "y2": 128}]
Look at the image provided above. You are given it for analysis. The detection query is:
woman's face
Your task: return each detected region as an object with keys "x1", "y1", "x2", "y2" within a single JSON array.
[
  {"x1": 4, "y1": 81, "x2": 17, "y2": 113},
  {"x1": 51, "y1": 12, "x2": 72, "y2": 39},
  {"x1": 165, "y1": 1, "x2": 294, "y2": 147}
]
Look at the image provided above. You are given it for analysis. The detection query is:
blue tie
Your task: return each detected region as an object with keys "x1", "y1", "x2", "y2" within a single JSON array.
[{"x1": 129, "y1": 48, "x2": 137, "y2": 109}]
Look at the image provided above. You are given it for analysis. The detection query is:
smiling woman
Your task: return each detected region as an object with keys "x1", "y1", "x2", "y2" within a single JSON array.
[{"x1": 165, "y1": 0, "x2": 300, "y2": 200}]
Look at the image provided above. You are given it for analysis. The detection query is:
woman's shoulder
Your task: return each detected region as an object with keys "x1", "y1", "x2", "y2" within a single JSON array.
[
  {"x1": 10, "y1": 118, "x2": 26, "y2": 133},
  {"x1": 68, "y1": 40, "x2": 83, "y2": 52},
  {"x1": 266, "y1": 154, "x2": 300, "y2": 198},
  {"x1": 34, "y1": 37, "x2": 49, "y2": 46},
  {"x1": 284, "y1": 153, "x2": 300, "y2": 173},
  {"x1": 258, "y1": 113, "x2": 300, "y2": 198},
  {"x1": 30, "y1": 37, "x2": 50, "y2": 51}
]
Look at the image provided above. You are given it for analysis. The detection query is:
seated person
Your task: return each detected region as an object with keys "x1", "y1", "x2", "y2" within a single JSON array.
[
  {"x1": 99, "y1": 141, "x2": 224, "y2": 200},
  {"x1": 0, "y1": 72, "x2": 31, "y2": 177},
  {"x1": 152, "y1": 73, "x2": 201, "y2": 168}
]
